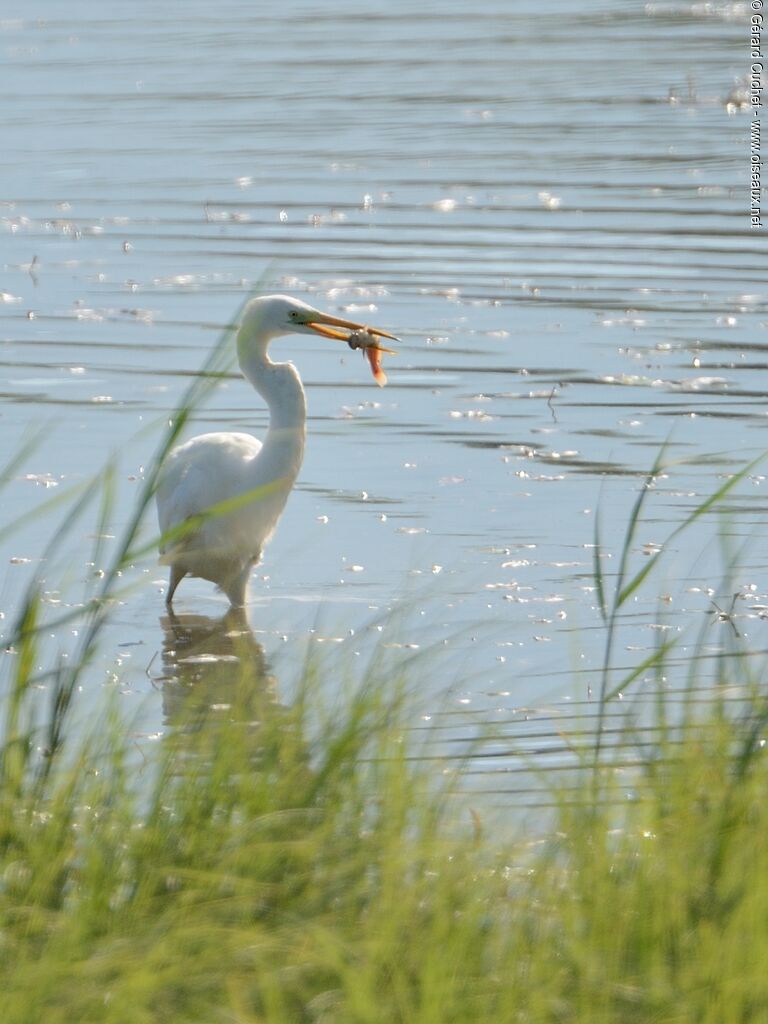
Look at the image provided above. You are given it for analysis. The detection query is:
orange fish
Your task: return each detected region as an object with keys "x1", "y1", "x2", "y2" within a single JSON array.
[
  {"x1": 365, "y1": 344, "x2": 387, "y2": 387},
  {"x1": 346, "y1": 329, "x2": 395, "y2": 387}
]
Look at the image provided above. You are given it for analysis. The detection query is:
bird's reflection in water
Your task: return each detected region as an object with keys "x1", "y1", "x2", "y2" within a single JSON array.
[
  {"x1": 157, "y1": 611, "x2": 313, "y2": 792},
  {"x1": 159, "y1": 609, "x2": 278, "y2": 732}
]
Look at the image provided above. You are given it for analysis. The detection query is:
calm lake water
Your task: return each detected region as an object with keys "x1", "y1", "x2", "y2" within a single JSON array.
[{"x1": 1, "y1": 1, "x2": 765, "y2": 803}]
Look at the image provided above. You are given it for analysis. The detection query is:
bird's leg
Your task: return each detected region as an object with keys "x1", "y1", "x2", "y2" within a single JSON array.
[
  {"x1": 224, "y1": 562, "x2": 254, "y2": 609},
  {"x1": 165, "y1": 564, "x2": 185, "y2": 608}
]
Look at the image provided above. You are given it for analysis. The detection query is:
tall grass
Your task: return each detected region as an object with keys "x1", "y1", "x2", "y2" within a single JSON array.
[
  {"x1": 591, "y1": 441, "x2": 766, "y2": 764},
  {"x1": 2, "y1": 303, "x2": 768, "y2": 1022},
  {"x1": 3, "y1": 611, "x2": 768, "y2": 1022}
]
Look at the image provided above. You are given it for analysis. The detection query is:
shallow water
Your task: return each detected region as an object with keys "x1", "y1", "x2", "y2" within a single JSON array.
[{"x1": 1, "y1": 1, "x2": 765, "y2": 802}]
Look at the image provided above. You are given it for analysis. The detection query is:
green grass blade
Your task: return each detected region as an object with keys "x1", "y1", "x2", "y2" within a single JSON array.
[
  {"x1": 0, "y1": 424, "x2": 48, "y2": 491},
  {"x1": 603, "y1": 636, "x2": 678, "y2": 703},
  {"x1": 616, "y1": 551, "x2": 661, "y2": 607},
  {"x1": 126, "y1": 476, "x2": 287, "y2": 564},
  {"x1": 593, "y1": 507, "x2": 607, "y2": 624},
  {"x1": 0, "y1": 477, "x2": 91, "y2": 547},
  {"x1": 668, "y1": 451, "x2": 766, "y2": 544},
  {"x1": 611, "y1": 440, "x2": 671, "y2": 613}
]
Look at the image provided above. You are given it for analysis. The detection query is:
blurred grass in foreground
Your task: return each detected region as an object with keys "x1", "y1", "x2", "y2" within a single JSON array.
[
  {"x1": 2, "y1": 626, "x2": 768, "y2": 1024},
  {"x1": 3, "y1": 295, "x2": 768, "y2": 1022}
]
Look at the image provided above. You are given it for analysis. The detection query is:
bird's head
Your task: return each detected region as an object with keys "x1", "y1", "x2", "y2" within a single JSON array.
[{"x1": 238, "y1": 294, "x2": 399, "y2": 358}]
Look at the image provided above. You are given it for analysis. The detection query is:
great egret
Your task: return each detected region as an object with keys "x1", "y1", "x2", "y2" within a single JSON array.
[{"x1": 156, "y1": 294, "x2": 398, "y2": 608}]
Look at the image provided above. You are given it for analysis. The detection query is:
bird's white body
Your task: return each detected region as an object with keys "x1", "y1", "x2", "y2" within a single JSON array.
[
  {"x1": 157, "y1": 426, "x2": 302, "y2": 606},
  {"x1": 156, "y1": 294, "x2": 397, "y2": 608}
]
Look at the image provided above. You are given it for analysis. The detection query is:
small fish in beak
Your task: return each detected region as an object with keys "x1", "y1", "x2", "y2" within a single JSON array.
[
  {"x1": 305, "y1": 313, "x2": 398, "y2": 387},
  {"x1": 346, "y1": 328, "x2": 396, "y2": 387}
]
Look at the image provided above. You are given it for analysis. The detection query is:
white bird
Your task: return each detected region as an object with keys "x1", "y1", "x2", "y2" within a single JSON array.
[{"x1": 156, "y1": 294, "x2": 398, "y2": 608}]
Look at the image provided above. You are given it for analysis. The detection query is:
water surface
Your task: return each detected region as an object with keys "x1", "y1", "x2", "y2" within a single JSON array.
[{"x1": 1, "y1": 1, "x2": 764, "y2": 802}]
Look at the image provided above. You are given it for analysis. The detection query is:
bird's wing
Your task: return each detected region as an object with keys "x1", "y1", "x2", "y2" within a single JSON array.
[{"x1": 157, "y1": 433, "x2": 263, "y2": 562}]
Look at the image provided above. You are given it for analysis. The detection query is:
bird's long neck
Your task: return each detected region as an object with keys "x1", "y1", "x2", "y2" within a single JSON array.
[{"x1": 238, "y1": 333, "x2": 307, "y2": 484}]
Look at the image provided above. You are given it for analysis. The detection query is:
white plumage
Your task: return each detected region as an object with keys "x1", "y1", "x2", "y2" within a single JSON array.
[{"x1": 156, "y1": 294, "x2": 398, "y2": 608}]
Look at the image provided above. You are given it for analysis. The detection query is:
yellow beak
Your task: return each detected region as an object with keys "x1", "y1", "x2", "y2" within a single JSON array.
[{"x1": 305, "y1": 311, "x2": 400, "y2": 344}]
